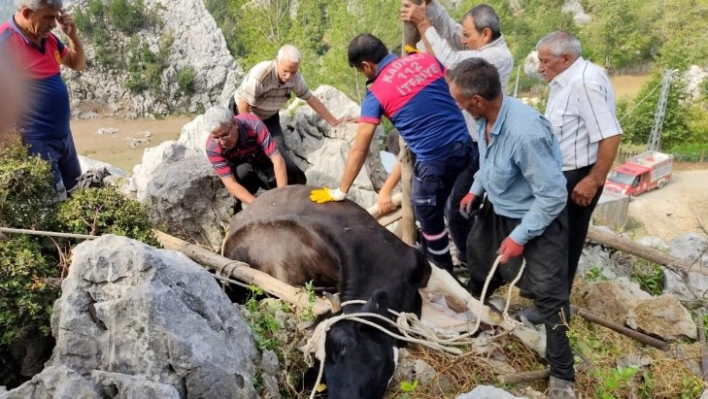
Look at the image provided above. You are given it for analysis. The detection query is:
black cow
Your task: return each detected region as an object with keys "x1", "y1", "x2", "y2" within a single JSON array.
[{"x1": 223, "y1": 185, "x2": 432, "y2": 398}]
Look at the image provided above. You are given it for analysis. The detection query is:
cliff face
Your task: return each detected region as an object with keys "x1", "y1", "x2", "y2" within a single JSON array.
[{"x1": 63, "y1": 0, "x2": 241, "y2": 118}]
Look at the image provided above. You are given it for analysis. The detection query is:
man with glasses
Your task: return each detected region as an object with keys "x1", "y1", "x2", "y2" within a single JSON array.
[{"x1": 204, "y1": 105, "x2": 306, "y2": 207}]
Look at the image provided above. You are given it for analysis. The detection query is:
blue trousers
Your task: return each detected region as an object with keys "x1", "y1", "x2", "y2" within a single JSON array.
[
  {"x1": 24, "y1": 133, "x2": 81, "y2": 200},
  {"x1": 412, "y1": 141, "x2": 475, "y2": 272}
]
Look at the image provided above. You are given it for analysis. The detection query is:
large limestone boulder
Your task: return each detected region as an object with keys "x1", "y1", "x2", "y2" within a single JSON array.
[
  {"x1": 2, "y1": 235, "x2": 259, "y2": 399},
  {"x1": 663, "y1": 233, "x2": 708, "y2": 302}
]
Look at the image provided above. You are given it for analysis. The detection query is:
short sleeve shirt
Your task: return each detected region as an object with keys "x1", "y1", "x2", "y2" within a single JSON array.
[
  {"x1": 235, "y1": 60, "x2": 312, "y2": 120},
  {"x1": 206, "y1": 113, "x2": 279, "y2": 178},
  {"x1": 1, "y1": 17, "x2": 70, "y2": 140}
]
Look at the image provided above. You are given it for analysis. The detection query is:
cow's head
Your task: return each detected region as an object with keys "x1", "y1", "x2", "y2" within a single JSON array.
[{"x1": 323, "y1": 290, "x2": 398, "y2": 399}]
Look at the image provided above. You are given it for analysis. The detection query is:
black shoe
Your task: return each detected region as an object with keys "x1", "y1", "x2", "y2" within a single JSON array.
[{"x1": 519, "y1": 305, "x2": 543, "y2": 325}]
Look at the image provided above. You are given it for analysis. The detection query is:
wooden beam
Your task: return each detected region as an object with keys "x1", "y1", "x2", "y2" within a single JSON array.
[
  {"x1": 586, "y1": 226, "x2": 707, "y2": 276},
  {"x1": 154, "y1": 230, "x2": 332, "y2": 316}
]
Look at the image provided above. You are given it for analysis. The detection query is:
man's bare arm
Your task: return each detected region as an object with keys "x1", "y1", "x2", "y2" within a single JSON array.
[
  {"x1": 306, "y1": 96, "x2": 341, "y2": 127},
  {"x1": 270, "y1": 153, "x2": 288, "y2": 187},
  {"x1": 339, "y1": 122, "x2": 378, "y2": 193},
  {"x1": 220, "y1": 176, "x2": 257, "y2": 204}
]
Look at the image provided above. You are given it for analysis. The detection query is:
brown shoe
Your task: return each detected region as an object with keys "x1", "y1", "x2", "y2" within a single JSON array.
[{"x1": 548, "y1": 376, "x2": 576, "y2": 399}]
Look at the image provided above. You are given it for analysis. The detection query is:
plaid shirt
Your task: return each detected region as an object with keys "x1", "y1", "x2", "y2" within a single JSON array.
[
  {"x1": 206, "y1": 114, "x2": 279, "y2": 178},
  {"x1": 234, "y1": 60, "x2": 313, "y2": 120}
]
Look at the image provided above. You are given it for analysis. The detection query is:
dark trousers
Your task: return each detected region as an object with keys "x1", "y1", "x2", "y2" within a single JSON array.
[
  {"x1": 262, "y1": 113, "x2": 301, "y2": 171},
  {"x1": 564, "y1": 165, "x2": 603, "y2": 293},
  {"x1": 446, "y1": 150, "x2": 480, "y2": 262},
  {"x1": 466, "y1": 200, "x2": 574, "y2": 382},
  {"x1": 233, "y1": 160, "x2": 306, "y2": 195},
  {"x1": 412, "y1": 142, "x2": 474, "y2": 273},
  {"x1": 23, "y1": 133, "x2": 81, "y2": 200}
]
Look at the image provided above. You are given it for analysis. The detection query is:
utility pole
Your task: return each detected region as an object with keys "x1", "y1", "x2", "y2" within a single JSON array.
[{"x1": 648, "y1": 69, "x2": 675, "y2": 152}]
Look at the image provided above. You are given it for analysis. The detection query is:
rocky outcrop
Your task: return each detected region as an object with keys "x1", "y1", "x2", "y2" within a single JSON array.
[
  {"x1": 2, "y1": 235, "x2": 259, "y2": 399},
  {"x1": 64, "y1": 0, "x2": 240, "y2": 118}
]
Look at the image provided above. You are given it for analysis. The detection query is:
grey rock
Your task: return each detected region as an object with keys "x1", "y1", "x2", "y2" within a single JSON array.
[
  {"x1": 37, "y1": 235, "x2": 259, "y2": 399},
  {"x1": 576, "y1": 244, "x2": 618, "y2": 280},
  {"x1": 0, "y1": 366, "x2": 101, "y2": 399},
  {"x1": 669, "y1": 233, "x2": 708, "y2": 265},
  {"x1": 664, "y1": 233, "x2": 708, "y2": 302},
  {"x1": 96, "y1": 127, "x2": 119, "y2": 135},
  {"x1": 456, "y1": 385, "x2": 527, "y2": 399},
  {"x1": 91, "y1": 371, "x2": 180, "y2": 398},
  {"x1": 637, "y1": 236, "x2": 669, "y2": 251},
  {"x1": 78, "y1": 155, "x2": 128, "y2": 179},
  {"x1": 626, "y1": 295, "x2": 697, "y2": 341}
]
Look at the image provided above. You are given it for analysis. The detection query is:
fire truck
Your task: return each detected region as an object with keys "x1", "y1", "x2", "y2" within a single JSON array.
[{"x1": 604, "y1": 151, "x2": 674, "y2": 196}]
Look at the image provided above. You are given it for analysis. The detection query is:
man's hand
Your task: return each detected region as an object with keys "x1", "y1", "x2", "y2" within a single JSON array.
[
  {"x1": 498, "y1": 236, "x2": 524, "y2": 263},
  {"x1": 571, "y1": 176, "x2": 602, "y2": 207},
  {"x1": 400, "y1": 0, "x2": 429, "y2": 29},
  {"x1": 310, "y1": 187, "x2": 347, "y2": 204},
  {"x1": 376, "y1": 191, "x2": 393, "y2": 215},
  {"x1": 459, "y1": 192, "x2": 475, "y2": 219},
  {"x1": 57, "y1": 11, "x2": 77, "y2": 38}
]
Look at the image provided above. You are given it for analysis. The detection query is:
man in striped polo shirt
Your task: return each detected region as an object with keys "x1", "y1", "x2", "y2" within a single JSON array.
[
  {"x1": 533, "y1": 31, "x2": 622, "y2": 314},
  {"x1": 1, "y1": 0, "x2": 85, "y2": 200},
  {"x1": 204, "y1": 105, "x2": 306, "y2": 207},
  {"x1": 399, "y1": 1, "x2": 513, "y2": 265},
  {"x1": 233, "y1": 45, "x2": 343, "y2": 175}
]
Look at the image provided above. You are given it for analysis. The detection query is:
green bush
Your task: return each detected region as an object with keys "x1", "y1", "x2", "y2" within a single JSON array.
[
  {"x1": 0, "y1": 235, "x2": 59, "y2": 345},
  {"x1": 125, "y1": 34, "x2": 173, "y2": 93},
  {"x1": 106, "y1": 0, "x2": 150, "y2": 35},
  {"x1": 57, "y1": 187, "x2": 158, "y2": 247},
  {"x1": 0, "y1": 141, "x2": 58, "y2": 230},
  {"x1": 177, "y1": 66, "x2": 197, "y2": 95}
]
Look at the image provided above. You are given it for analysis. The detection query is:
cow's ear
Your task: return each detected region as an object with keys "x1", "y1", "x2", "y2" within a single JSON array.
[
  {"x1": 361, "y1": 289, "x2": 389, "y2": 317},
  {"x1": 326, "y1": 327, "x2": 355, "y2": 362}
]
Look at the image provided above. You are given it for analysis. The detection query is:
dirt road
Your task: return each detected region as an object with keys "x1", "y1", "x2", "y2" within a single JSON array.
[{"x1": 627, "y1": 170, "x2": 708, "y2": 242}]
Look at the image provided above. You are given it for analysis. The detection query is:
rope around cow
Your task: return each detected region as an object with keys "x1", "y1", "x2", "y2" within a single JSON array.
[{"x1": 303, "y1": 255, "x2": 526, "y2": 399}]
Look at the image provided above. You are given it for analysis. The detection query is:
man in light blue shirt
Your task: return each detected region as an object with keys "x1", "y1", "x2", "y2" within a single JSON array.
[{"x1": 447, "y1": 58, "x2": 575, "y2": 399}]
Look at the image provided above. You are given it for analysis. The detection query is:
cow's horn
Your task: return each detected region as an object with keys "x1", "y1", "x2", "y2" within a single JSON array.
[{"x1": 324, "y1": 291, "x2": 341, "y2": 313}]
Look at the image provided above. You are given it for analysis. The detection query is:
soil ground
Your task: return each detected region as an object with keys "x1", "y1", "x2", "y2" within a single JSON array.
[{"x1": 71, "y1": 116, "x2": 193, "y2": 172}]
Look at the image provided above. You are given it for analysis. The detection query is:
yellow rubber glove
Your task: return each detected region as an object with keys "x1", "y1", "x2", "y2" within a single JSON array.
[
  {"x1": 309, "y1": 187, "x2": 347, "y2": 204},
  {"x1": 404, "y1": 45, "x2": 419, "y2": 55}
]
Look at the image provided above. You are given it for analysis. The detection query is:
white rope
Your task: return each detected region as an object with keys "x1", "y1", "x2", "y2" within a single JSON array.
[{"x1": 303, "y1": 255, "x2": 526, "y2": 398}]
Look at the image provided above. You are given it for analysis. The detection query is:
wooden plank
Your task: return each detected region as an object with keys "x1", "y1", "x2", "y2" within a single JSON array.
[
  {"x1": 154, "y1": 230, "x2": 332, "y2": 316},
  {"x1": 586, "y1": 226, "x2": 707, "y2": 276}
]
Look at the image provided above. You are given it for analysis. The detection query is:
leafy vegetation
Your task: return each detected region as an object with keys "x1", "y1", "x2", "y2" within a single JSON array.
[
  {"x1": 177, "y1": 66, "x2": 197, "y2": 95},
  {"x1": 125, "y1": 33, "x2": 174, "y2": 94},
  {"x1": 0, "y1": 138, "x2": 158, "y2": 387}
]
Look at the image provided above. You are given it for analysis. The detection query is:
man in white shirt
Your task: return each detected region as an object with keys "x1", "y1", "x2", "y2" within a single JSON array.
[{"x1": 522, "y1": 31, "x2": 622, "y2": 323}]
